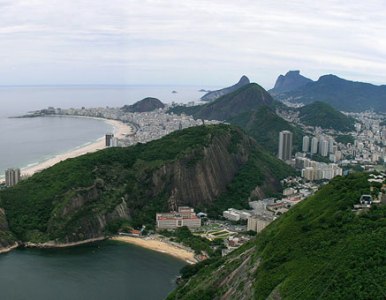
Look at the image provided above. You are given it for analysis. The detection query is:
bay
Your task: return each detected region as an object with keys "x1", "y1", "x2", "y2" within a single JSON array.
[
  {"x1": 0, "y1": 241, "x2": 185, "y2": 300},
  {"x1": 0, "y1": 85, "x2": 215, "y2": 177}
]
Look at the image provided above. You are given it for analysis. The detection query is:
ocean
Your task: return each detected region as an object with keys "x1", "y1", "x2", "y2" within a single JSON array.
[
  {"x1": 0, "y1": 85, "x2": 213, "y2": 178},
  {"x1": 0, "y1": 85, "x2": 211, "y2": 299}
]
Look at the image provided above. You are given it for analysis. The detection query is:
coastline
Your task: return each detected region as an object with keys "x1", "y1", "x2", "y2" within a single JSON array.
[
  {"x1": 0, "y1": 243, "x2": 19, "y2": 254},
  {"x1": 24, "y1": 236, "x2": 106, "y2": 249},
  {"x1": 19, "y1": 117, "x2": 133, "y2": 178},
  {"x1": 111, "y1": 235, "x2": 197, "y2": 264}
]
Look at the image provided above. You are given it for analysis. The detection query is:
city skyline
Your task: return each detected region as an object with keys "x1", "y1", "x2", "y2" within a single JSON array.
[{"x1": 0, "y1": 1, "x2": 385, "y2": 88}]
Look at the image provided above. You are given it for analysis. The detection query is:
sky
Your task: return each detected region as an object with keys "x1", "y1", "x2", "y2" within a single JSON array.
[{"x1": 0, "y1": 0, "x2": 385, "y2": 88}]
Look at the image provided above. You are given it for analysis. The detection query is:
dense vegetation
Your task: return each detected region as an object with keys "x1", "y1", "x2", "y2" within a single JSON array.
[
  {"x1": 229, "y1": 105, "x2": 303, "y2": 154},
  {"x1": 274, "y1": 74, "x2": 386, "y2": 112},
  {"x1": 161, "y1": 226, "x2": 223, "y2": 257},
  {"x1": 335, "y1": 134, "x2": 355, "y2": 145},
  {"x1": 298, "y1": 101, "x2": 355, "y2": 131},
  {"x1": 169, "y1": 83, "x2": 302, "y2": 155},
  {"x1": 0, "y1": 124, "x2": 292, "y2": 244},
  {"x1": 169, "y1": 173, "x2": 386, "y2": 299}
]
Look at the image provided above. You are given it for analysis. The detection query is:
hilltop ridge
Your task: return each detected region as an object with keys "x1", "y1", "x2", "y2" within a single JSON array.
[{"x1": 201, "y1": 76, "x2": 250, "y2": 102}]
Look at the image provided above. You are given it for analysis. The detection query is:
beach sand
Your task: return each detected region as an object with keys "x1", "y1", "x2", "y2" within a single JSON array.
[
  {"x1": 21, "y1": 118, "x2": 133, "y2": 177},
  {"x1": 111, "y1": 235, "x2": 197, "y2": 264}
]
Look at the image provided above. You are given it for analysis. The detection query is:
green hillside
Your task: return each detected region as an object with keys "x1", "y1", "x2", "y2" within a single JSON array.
[
  {"x1": 170, "y1": 83, "x2": 274, "y2": 121},
  {"x1": 299, "y1": 101, "x2": 355, "y2": 131},
  {"x1": 169, "y1": 84, "x2": 302, "y2": 155},
  {"x1": 168, "y1": 173, "x2": 386, "y2": 299},
  {"x1": 0, "y1": 124, "x2": 293, "y2": 244},
  {"x1": 229, "y1": 105, "x2": 303, "y2": 154}
]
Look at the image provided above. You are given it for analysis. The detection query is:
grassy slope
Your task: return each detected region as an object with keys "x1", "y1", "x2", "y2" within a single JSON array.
[{"x1": 170, "y1": 173, "x2": 386, "y2": 299}]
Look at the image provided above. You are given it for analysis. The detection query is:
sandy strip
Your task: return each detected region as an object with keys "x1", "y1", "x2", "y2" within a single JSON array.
[
  {"x1": 20, "y1": 118, "x2": 133, "y2": 177},
  {"x1": 0, "y1": 243, "x2": 19, "y2": 254},
  {"x1": 111, "y1": 236, "x2": 197, "y2": 264}
]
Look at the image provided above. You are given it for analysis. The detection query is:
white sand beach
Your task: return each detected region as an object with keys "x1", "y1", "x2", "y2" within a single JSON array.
[
  {"x1": 20, "y1": 118, "x2": 133, "y2": 177},
  {"x1": 111, "y1": 235, "x2": 197, "y2": 264}
]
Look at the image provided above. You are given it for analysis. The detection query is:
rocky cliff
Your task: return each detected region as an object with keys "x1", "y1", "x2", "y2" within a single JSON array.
[
  {"x1": 0, "y1": 125, "x2": 293, "y2": 244},
  {"x1": 270, "y1": 70, "x2": 313, "y2": 94},
  {"x1": 0, "y1": 208, "x2": 17, "y2": 251}
]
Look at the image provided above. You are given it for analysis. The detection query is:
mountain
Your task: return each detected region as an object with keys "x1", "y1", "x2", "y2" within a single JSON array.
[
  {"x1": 121, "y1": 97, "x2": 165, "y2": 113},
  {"x1": 270, "y1": 70, "x2": 313, "y2": 93},
  {"x1": 229, "y1": 106, "x2": 303, "y2": 153},
  {"x1": 201, "y1": 76, "x2": 250, "y2": 102},
  {"x1": 274, "y1": 74, "x2": 386, "y2": 112},
  {"x1": 172, "y1": 83, "x2": 274, "y2": 121},
  {"x1": 0, "y1": 125, "x2": 293, "y2": 246},
  {"x1": 298, "y1": 101, "x2": 355, "y2": 132},
  {"x1": 170, "y1": 83, "x2": 303, "y2": 155},
  {"x1": 168, "y1": 173, "x2": 386, "y2": 299}
]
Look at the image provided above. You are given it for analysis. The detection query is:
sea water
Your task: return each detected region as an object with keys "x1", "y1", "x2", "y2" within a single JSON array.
[
  {"x1": 0, "y1": 85, "x2": 212, "y2": 176},
  {"x1": 0, "y1": 241, "x2": 185, "y2": 300},
  {"x1": 0, "y1": 85, "x2": 210, "y2": 299}
]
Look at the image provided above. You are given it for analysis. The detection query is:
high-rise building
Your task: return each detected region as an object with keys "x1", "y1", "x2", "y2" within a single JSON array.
[
  {"x1": 328, "y1": 137, "x2": 334, "y2": 153},
  {"x1": 278, "y1": 130, "x2": 293, "y2": 161},
  {"x1": 105, "y1": 133, "x2": 114, "y2": 147},
  {"x1": 320, "y1": 139, "x2": 329, "y2": 157},
  {"x1": 302, "y1": 136, "x2": 310, "y2": 152},
  {"x1": 311, "y1": 137, "x2": 319, "y2": 154},
  {"x1": 5, "y1": 168, "x2": 20, "y2": 187}
]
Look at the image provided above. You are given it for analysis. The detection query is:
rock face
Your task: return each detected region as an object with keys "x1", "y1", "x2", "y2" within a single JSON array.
[
  {"x1": 122, "y1": 97, "x2": 165, "y2": 113},
  {"x1": 201, "y1": 75, "x2": 250, "y2": 102},
  {"x1": 270, "y1": 70, "x2": 313, "y2": 93},
  {"x1": 151, "y1": 132, "x2": 251, "y2": 208},
  {"x1": 0, "y1": 208, "x2": 16, "y2": 250}
]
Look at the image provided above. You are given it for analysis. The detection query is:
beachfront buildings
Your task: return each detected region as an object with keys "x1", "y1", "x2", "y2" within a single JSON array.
[
  {"x1": 5, "y1": 168, "x2": 20, "y2": 187},
  {"x1": 156, "y1": 206, "x2": 201, "y2": 229}
]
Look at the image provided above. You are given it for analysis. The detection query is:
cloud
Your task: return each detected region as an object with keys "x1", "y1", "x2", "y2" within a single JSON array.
[{"x1": 0, "y1": 0, "x2": 385, "y2": 87}]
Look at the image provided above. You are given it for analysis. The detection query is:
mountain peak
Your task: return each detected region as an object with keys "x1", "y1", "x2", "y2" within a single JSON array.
[
  {"x1": 201, "y1": 76, "x2": 250, "y2": 102},
  {"x1": 271, "y1": 70, "x2": 313, "y2": 93}
]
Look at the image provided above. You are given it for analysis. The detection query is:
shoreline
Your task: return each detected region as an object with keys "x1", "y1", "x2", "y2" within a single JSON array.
[
  {"x1": 24, "y1": 236, "x2": 106, "y2": 249},
  {"x1": 111, "y1": 235, "x2": 197, "y2": 264},
  {"x1": 17, "y1": 116, "x2": 133, "y2": 178},
  {"x1": 0, "y1": 243, "x2": 19, "y2": 254}
]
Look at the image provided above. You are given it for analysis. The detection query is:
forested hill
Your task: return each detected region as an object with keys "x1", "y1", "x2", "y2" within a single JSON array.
[
  {"x1": 0, "y1": 124, "x2": 293, "y2": 246},
  {"x1": 169, "y1": 83, "x2": 303, "y2": 155},
  {"x1": 168, "y1": 173, "x2": 386, "y2": 300},
  {"x1": 298, "y1": 101, "x2": 355, "y2": 132}
]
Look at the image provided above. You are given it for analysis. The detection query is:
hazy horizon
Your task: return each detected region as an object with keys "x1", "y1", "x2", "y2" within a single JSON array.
[{"x1": 0, "y1": 1, "x2": 384, "y2": 89}]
